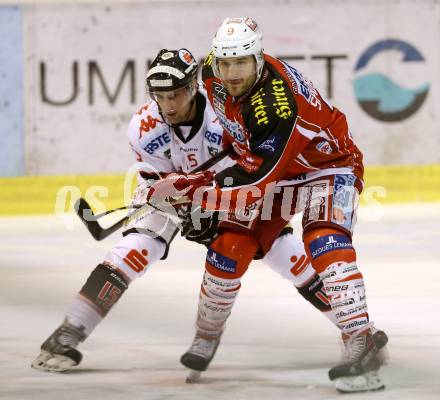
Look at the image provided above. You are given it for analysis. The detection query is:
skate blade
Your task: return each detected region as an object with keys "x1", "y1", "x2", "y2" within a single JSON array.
[
  {"x1": 335, "y1": 370, "x2": 385, "y2": 393},
  {"x1": 31, "y1": 350, "x2": 76, "y2": 373},
  {"x1": 186, "y1": 370, "x2": 202, "y2": 384}
]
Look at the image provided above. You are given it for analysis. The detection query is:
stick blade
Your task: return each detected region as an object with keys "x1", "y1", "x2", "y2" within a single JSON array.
[{"x1": 74, "y1": 198, "x2": 105, "y2": 241}]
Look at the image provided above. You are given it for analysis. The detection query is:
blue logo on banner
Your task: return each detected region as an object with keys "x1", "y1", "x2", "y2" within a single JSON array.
[
  {"x1": 206, "y1": 248, "x2": 237, "y2": 273},
  {"x1": 309, "y1": 234, "x2": 353, "y2": 259},
  {"x1": 353, "y1": 39, "x2": 429, "y2": 122}
]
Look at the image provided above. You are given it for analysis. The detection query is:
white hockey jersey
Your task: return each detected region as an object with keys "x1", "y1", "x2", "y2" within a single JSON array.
[{"x1": 127, "y1": 90, "x2": 229, "y2": 177}]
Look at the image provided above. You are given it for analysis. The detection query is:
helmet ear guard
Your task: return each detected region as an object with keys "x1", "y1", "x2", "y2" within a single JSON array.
[{"x1": 211, "y1": 17, "x2": 264, "y2": 81}]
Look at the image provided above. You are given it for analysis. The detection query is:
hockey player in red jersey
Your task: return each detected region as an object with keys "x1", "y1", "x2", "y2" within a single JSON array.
[
  {"x1": 141, "y1": 19, "x2": 388, "y2": 392},
  {"x1": 31, "y1": 48, "x2": 335, "y2": 375}
]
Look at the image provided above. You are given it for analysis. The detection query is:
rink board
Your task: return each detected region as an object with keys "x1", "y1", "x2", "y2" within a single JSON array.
[{"x1": 1, "y1": 0, "x2": 439, "y2": 177}]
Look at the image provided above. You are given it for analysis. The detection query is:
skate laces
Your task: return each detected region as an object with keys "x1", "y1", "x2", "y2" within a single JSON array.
[
  {"x1": 57, "y1": 330, "x2": 79, "y2": 348},
  {"x1": 55, "y1": 321, "x2": 85, "y2": 348},
  {"x1": 343, "y1": 334, "x2": 367, "y2": 362},
  {"x1": 342, "y1": 324, "x2": 375, "y2": 363}
]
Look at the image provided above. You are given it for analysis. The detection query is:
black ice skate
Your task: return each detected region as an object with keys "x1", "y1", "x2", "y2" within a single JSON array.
[
  {"x1": 329, "y1": 329, "x2": 389, "y2": 393},
  {"x1": 180, "y1": 333, "x2": 221, "y2": 383},
  {"x1": 31, "y1": 319, "x2": 86, "y2": 372}
]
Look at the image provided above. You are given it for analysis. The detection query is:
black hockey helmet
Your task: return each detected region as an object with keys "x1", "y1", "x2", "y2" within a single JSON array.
[{"x1": 146, "y1": 48, "x2": 198, "y2": 92}]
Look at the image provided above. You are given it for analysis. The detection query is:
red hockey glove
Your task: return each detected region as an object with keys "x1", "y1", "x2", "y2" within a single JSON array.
[{"x1": 146, "y1": 171, "x2": 214, "y2": 205}]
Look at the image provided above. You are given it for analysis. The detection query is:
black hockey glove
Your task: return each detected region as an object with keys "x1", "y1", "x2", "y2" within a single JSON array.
[{"x1": 178, "y1": 205, "x2": 219, "y2": 247}]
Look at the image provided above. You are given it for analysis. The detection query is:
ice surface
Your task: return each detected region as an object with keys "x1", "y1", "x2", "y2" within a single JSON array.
[{"x1": 1, "y1": 204, "x2": 439, "y2": 399}]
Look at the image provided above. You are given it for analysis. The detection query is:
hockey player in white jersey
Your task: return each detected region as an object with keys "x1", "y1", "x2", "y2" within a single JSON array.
[{"x1": 31, "y1": 48, "x2": 334, "y2": 376}]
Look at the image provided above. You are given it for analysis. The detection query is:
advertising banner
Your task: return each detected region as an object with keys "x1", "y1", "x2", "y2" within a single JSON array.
[{"x1": 13, "y1": 0, "x2": 440, "y2": 174}]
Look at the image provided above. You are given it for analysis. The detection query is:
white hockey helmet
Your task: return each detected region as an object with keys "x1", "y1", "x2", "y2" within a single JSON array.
[{"x1": 212, "y1": 17, "x2": 264, "y2": 81}]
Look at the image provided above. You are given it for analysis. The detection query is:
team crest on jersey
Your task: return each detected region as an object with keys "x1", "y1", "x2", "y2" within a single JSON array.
[
  {"x1": 257, "y1": 134, "x2": 280, "y2": 153},
  {"x1": 316, "y1": 141, "x2": 333, "y2": 154},
  {"x1": 163, "y1": 149, "x2": 171, "y2": 159},
  {"x1": 212, "y1": 82, "x2": 228, "y2": 102},
  {"x1": 208, "y1": 146, "x2": 219, "y2": 157}
]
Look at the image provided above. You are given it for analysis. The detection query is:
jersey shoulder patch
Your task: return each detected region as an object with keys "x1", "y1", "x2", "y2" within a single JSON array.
[
  {"x1": 137, "y1": 102, "x2": 165, "y2": 138},
  {"x1": 274, "y1": 56, "x2": 330, "y2": 111}
]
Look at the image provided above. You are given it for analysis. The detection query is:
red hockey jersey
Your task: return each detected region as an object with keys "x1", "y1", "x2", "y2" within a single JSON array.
[{"x1": 201, "y1": 53, "x2": 364, "y2": 211}]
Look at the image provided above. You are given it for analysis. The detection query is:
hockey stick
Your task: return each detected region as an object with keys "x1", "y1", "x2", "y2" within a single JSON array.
[
  {"x1": 75, "y1": 148, "x2": 232, "y2": 241},
  {"x1": 74, "y1": 196, "x2": 188, "y2": 241}
]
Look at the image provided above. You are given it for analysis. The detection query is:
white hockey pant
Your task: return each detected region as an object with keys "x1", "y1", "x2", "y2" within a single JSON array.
[{"x1": 261, "y1": 232, "x2": 316, "y2": 287}]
